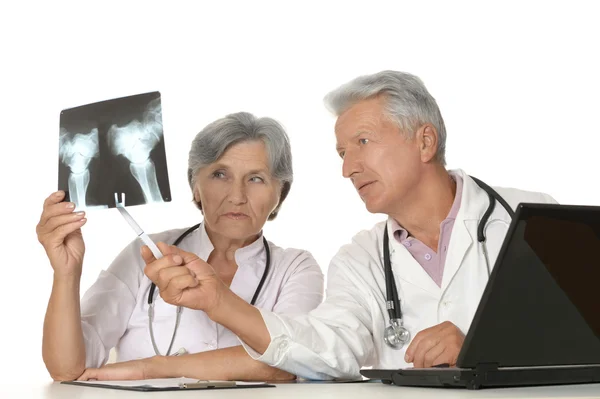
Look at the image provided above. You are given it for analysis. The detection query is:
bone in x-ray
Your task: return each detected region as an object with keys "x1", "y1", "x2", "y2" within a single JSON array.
[
  {"x1": 59, "y1": 127, "x2": 99, "y2": 209},
  {"x1": 107, "y1": 98, "x2": 164, "y2": 204}
]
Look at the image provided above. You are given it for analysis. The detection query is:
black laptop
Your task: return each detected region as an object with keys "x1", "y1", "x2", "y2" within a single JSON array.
[{"x1": 361, "y1": 203, "x2": 600, "y2": 389}]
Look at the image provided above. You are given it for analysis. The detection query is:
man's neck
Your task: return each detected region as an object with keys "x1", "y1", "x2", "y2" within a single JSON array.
[{"x1": 388, "y1": 167, "x2": 457, "y2": 248}]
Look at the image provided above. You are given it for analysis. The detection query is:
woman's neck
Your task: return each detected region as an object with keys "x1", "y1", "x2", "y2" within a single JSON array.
[{"x1": 204, "y1": 224, "x2": 260, "y2": 262}]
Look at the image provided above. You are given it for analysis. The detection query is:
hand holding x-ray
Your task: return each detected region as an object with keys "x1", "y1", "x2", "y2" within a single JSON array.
[{"x1": 36, "y1": 190, "x2": 87, "y2": 277}]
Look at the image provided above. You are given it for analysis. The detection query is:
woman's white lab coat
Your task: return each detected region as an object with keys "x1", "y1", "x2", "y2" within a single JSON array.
[
  {"x1": 242, "y1": 169, "x2": 557, "y2": 379},
  {"x1": 79, "y1": 223, "x2": 324, "y2": 368}
]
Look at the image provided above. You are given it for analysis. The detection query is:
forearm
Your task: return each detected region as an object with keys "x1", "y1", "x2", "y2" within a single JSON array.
[
  {"x1": 42, "y1": 275, "x2": 86, "y2": 380},
  {"x1": 149, "y1": 346, "x2": 295, "y2": 381},
  {"x1": 208, "y1": 291, "x2": 272, "y2": 355}
]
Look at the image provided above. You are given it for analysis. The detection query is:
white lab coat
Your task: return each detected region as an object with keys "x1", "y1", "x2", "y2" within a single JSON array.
[
  {"x1": 79, "y1": 222, "x2": 324, "y2": 368},
  {"x1": 242, "y1": 169, "x2": 557, "y2": 379}
]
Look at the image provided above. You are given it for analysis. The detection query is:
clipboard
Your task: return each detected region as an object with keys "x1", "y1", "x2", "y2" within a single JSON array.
[{"x1": 61, "y1": 378, "x2": 275, "y2": 391}]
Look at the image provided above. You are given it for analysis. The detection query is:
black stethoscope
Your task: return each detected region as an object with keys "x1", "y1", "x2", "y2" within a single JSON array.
[
  {"x1": 147, "y1": 223, "x2": 271, "y2": 356},
  {"x1": 383, "y1": 176, "x2": 515, "y2": 350}
]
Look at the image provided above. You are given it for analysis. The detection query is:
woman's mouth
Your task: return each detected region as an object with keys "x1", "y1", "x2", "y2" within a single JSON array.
[{"x1": 223, "y1": 212, "x2": 249, "y2": 220}]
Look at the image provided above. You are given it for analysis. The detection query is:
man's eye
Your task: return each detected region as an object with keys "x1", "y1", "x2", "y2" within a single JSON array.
[{"x1": 359, "y1": 138, "x2": 369, "y2": 145}]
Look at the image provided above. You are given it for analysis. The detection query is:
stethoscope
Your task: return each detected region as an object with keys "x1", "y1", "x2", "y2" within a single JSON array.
[
  {"x1": 147, "y1": 223, "x2": 271, "y2": 356},
  {"x1": 383, "y1": 176, "x2": 516, "y2": 350}
]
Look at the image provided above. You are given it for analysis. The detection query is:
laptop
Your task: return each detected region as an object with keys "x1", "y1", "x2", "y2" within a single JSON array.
[{"x1": 361, "y1": 203, "x2": 600, "y2": 389}]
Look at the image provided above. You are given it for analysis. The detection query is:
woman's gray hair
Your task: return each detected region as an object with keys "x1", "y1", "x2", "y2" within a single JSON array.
[
  {"x1": 188, "y1": 112, "x2": 293, "y2": 220},
  {"x1": 324, "y1": 70, "x2": 447, "y2": 165}
]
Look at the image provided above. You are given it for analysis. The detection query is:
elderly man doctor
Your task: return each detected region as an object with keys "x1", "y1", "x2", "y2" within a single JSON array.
[{"x1": 141, "y1": 70, "x2": 556, "y2": 379}]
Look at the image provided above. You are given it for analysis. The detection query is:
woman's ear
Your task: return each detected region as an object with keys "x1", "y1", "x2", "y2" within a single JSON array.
[
  {"x1": 268, "y1": 181, "x2": 291, "y2": 221},
  {"x1": 192, "y1": 188, "x2": 203, "y2": 211}
]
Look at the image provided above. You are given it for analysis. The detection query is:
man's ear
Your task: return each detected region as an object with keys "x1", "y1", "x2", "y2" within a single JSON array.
[{"x1": 417, "y1": 123, "x2": 438, "y2": 163}]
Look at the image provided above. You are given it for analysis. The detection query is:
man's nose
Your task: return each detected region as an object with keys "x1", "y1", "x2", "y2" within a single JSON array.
[{"x1": 342, "y1": 150, "x2": 362, "y2": 179}]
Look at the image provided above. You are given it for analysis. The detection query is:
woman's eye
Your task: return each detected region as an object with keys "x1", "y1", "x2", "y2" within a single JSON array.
[
  {"x1": 212, "y1": 171, "x2": 225, "y2": 179},
  {"x1": 250, "y1": 176, "x2": 265, "y2": 183},
  {"x1": 338, "y1": 151, "x2": 345, "y2": 159},
  {"x1": 359, "y1": 138, "x2": 369, "y2": 145}
]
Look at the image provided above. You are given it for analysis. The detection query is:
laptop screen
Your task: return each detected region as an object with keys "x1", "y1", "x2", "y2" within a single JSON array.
[
  {"x1": 524, "y1": 212, "x2": 600, "y2": 338},
  {"x1": 458, "y1": 203, "x2": 600, "y2": 369}
]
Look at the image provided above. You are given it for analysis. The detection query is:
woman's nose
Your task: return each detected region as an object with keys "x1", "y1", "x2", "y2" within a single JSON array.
[{"x1": 228, "y1": 181, "x2": 248, "y2": 205}]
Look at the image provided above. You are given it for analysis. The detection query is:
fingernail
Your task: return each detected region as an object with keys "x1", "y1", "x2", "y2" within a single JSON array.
[
  {"x1": 55, "y1": 191, "x2": 63, "y2": 197},
  {"x1": 66, "y1": 203, "x2": 75, "y2": 209},
  {"x1": 404, "y1": 354, "x2": 410, "y2": 362},
  {"x1": 75, "y1": 211, "x2": 85, "y2": 217},
  {"x1": 173, "y1": 255, "x2": 183, "y2": 264}
]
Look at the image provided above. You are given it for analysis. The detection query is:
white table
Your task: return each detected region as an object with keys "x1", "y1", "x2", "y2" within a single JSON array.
[{"x1": 2, "y1": 381, "x2": 600, "y2": 399}]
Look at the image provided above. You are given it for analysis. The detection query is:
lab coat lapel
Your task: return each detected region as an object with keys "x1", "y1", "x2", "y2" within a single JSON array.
[
  {"x1": 387, "y1": 221, "x2": 441, "y2": 296},
  {"x1": 440, "y1": 171, "x2": 488, "y2": 292},
  {"x1": 440, "y1": 218, "x2": 473, "y2": 291}
]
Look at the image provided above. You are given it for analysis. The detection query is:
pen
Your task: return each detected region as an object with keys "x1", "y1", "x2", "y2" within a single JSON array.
[{"x1": 180, "y1": 381, "x2": 237, "y2": 389}]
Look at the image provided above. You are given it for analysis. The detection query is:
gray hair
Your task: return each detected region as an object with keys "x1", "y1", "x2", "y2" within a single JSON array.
[
  {"x1": 324, "y1": 70, "x2": 447, "y2": 165},
  {"x1": 187, "y1": 112, "x2": 293, "y2": 220}
]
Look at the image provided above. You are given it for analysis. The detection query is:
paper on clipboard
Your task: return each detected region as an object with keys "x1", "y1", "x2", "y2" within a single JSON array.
[
  {"x1": 64, "y1": 377, "x2": 273, "y2": 391},
  {"x1": 73, "y1": 378, "x2": 200, "y2": 388}
]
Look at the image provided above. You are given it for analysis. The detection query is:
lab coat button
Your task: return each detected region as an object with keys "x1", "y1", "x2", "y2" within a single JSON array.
[
  {"x1": 424, "y1": 253, "x2": 432, "y2": 261},
  {"x1": 279, "y1": 341, "x2": 288, "y2": 350}
]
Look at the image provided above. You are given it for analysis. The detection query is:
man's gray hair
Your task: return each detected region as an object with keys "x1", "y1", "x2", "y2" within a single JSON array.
[
  {"x1": 188, "y1": 112, "x2": 293, "y2": 220},
  {"x1": 324, "y1": 70, "x2": 447, "y2": 165}
]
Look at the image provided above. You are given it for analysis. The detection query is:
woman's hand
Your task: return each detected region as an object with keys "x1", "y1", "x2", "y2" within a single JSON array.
[
  {"x1": 36, "y1": 191, "x2": 86, "y2": 278},
  {"x1": 77, "y1": 358, "x2": 156, "y2": 381}
]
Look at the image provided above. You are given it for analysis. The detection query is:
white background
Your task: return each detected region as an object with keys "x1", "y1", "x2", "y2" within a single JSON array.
[{"x1": 0, "y1": 0, "x2": 598, "y2": 384}]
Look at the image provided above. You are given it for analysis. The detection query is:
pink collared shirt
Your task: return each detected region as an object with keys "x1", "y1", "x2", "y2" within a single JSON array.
[{"x1": 390, "y1": 173, "x2": 464, "y2": 287}]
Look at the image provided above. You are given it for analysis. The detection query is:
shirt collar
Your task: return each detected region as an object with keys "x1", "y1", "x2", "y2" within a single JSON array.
[{"x1": 196, "y1": 222, "x2": 266, "y2": 267}]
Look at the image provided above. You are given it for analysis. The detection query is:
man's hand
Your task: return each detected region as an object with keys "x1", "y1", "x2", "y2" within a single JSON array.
[
  {"x1": 404, "y1": 321, "x2": 465, "y2": 368},
  {"x1": 142, "y1": 242, "x2": 226, "y2": 316},
  {"x1": 144, "y1": 243, "x2": 271, "y2": 355}
]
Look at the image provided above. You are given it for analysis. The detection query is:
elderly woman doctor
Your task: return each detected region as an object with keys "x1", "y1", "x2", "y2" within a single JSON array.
[{"x1": 37, "y1": 112, "x2": 324, "y2": 381}]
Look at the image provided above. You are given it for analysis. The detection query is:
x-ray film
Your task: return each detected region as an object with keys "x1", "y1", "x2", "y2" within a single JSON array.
[{"x1": 58, "y1": 92, "x2": 172, "y2": 210}]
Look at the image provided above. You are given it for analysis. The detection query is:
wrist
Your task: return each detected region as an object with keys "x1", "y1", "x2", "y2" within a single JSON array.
[
  {"x1": 207, "y1": 287, "x2": 241, "y2": 325},
  {"x1": 145, "y1": 356, "x2": 170, "y2": 379},
  {"x1": 52, "y1": 272, "x2": 81, "y2": 285}
]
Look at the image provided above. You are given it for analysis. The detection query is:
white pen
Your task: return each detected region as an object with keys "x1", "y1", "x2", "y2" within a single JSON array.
[{"x1": 114, "y1": 192, "x2": 163, "y2": 259}]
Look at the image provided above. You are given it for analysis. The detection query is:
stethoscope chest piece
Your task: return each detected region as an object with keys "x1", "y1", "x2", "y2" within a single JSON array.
[{"x1": 384, "y1": 319, "x2": 411, "y2": 350}]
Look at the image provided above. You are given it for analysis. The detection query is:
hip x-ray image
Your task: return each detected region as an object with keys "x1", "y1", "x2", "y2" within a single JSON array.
[{"x1": 58, "y1": 92, "x2": 171, "y2": 210}]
